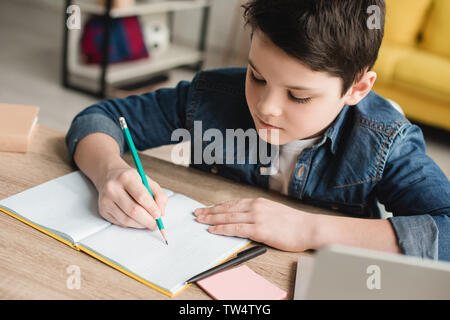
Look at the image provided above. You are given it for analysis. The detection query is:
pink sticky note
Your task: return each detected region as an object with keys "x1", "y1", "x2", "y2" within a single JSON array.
[{"x1": 197, "y1": 265, "x2": 287, "y2": 300}]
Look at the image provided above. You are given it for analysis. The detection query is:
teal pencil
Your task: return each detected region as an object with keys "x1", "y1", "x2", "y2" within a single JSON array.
[{"x1": 119, "y1": 117, "x2": 168, "y2": 245}]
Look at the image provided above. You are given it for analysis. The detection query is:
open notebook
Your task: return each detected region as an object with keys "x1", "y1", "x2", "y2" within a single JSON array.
[{"x1": 0, "y1": 171, "x2": 250, "y2": 297}]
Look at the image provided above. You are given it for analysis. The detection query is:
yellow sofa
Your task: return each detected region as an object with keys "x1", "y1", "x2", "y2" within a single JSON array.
[{"x1": 373, "y1": 0, "x2": 450, "y2": 131}]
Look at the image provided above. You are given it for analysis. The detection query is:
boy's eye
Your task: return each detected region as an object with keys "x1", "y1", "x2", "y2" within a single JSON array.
[
  {"x1": 250, "y1": 69, "x2": 311, "y2": 104},
  {"x1": 288, "y1": 92, "x2": 312, "y2": 104},
  {"x1": 250, "y1": 70, "x2": 266, "y2": 84}
]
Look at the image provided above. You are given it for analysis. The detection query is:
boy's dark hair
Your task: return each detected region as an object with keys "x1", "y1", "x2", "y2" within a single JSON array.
[{"x1": 242, "y1": 0, "x2": 385, "y2": 96}]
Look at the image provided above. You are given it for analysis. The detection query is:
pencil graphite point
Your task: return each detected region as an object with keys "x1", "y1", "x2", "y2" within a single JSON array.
[{"x1": 165, "y1": 240, "x2": 169, "y2": 245}]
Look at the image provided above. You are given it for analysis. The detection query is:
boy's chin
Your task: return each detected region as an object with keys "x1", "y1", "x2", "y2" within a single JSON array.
[
  {"x1": 257, "y1": 128, "x2": 320, "y2": 145},
  {"x1": 256, "y1": 128, "x2": 283, "y2": 145}
]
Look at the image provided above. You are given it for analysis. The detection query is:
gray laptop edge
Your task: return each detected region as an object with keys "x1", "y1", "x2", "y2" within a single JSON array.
[{"x1": 294, "y1": 245, "x2": 450, "y2": 300}]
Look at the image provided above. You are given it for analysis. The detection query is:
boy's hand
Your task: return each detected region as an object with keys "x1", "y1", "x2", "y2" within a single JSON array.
[
  {"x1": 97, "y1": 166, "x2": 168, "y2": 230},
  {"x1": 194, "y1": 198, "x2": 318, "y2": 252}
]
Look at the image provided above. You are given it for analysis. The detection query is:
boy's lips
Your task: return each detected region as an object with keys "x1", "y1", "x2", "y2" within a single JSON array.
[{"x1": 256, "y1": 116, "x2": 282, "y2": 130}]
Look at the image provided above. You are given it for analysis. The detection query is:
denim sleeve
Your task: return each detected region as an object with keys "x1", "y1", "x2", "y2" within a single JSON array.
[
  {"x1": 375, "y1": 123, "x2": 450, "y2": 261},
  {"x1": 65, "y1": 74, "x2": 198, "y2": 164}
]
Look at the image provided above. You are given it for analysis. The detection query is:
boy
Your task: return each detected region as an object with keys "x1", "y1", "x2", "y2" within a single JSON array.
[{"x1": 66, "y1": 0, "x2": 450, "y2": 261}]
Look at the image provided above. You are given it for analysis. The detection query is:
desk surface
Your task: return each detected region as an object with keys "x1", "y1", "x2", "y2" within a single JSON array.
[{"x1": 0, "y1": 125, "x2": 337, "y2": 299}]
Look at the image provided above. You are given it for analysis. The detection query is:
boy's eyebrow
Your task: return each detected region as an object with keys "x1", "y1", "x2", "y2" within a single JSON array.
[{"x1": 248, "y1": 58, "x2": 317, "y2": 91}]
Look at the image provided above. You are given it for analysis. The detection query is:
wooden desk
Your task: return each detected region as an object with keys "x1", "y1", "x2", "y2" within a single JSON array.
[{"x1": 0, "y1": 125, "x2": 337, "y2": 299}]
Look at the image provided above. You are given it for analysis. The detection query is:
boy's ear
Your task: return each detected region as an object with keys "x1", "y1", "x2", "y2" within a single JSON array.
[{"x1": 343, "y1": 71, "x2": 377, "y2": 106}]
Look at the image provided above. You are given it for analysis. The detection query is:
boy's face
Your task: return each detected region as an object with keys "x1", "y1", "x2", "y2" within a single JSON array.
[{"x1": 245, "y1": 29, "x2": 351, "y2": 145}]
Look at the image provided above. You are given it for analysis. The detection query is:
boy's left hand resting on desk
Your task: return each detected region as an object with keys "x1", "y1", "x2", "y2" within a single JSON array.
[
  {"x1": 194, "y1": 198, "x2": 318, "y2": 252},
  {"x1": 194, "y1": 198, "x2": 401, "y2": 254}
]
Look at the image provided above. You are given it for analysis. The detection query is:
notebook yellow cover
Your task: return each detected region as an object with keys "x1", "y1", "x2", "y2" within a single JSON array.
[
  {"x1": 0, "y1": 171, "x2": 251, "y2": 297},
  {"x1": 0, "y1": 205, "x2": 180, "y2": 296}
]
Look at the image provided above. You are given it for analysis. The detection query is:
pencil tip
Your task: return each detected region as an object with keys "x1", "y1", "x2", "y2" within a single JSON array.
[{"x1": 165, "y1": 240, "x2": 169, "y2": 245}]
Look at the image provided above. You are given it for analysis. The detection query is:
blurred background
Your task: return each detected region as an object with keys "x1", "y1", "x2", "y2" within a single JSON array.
[{"x1": 0, "y1": 0, "x2": 448, "y2": 178}]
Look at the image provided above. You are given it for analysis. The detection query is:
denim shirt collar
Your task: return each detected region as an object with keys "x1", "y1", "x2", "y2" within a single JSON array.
[
  {"x1": 319, "y1": 104, "x2": 351, "y2": 155},
  {"x1": 253, "y1": 104, "x2": 351, "y2": 187}
]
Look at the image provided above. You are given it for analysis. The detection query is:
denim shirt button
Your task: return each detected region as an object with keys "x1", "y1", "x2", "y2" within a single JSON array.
[
  {"x1": 259, "y1": 166, "x2": 269, "y2": 175},
  {"x1": 296, "y1": 165, "x2": 305, "y2": 179},
  {"x1": 211, "y1": 166, "x2": 218, "y2": 174}
]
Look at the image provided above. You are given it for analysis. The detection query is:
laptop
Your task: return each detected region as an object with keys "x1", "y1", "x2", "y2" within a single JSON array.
[{"x1": 294, "y1": 245, "x2": 450, "y2": 299}]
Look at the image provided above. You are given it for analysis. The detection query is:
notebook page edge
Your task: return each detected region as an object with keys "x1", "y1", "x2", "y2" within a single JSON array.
[
  {"x1": 0, "y1": 171, "x2": 111, "y2": 244},
  {"x1": 0, "y1": 204, "x2": 76, "y2": 248}
]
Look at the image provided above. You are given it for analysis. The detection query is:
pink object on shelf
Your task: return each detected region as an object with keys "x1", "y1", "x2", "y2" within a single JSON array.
[
  {"x1": 196, "y1": 265, "x2": 287, "y2": 300},
  {"x1": 81, "y1": 15, "x2": 149, "y2": 64}
]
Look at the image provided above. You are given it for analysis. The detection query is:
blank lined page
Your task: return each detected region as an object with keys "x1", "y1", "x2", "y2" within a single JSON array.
[
  {"x1": 0, "y1": 171, "x2": 175, "y2": 244},
  {"x1": 0, "y1": 171, "x2": 109, "y2": 243},
  {"x1": 79, "y1": 193, "x2": 250, "y2": 295}
]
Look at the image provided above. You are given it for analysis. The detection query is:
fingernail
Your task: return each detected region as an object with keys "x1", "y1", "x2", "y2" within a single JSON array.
[
  {"x1": 194, "y1": 208, "x2": 202, "y2": 216},
  {"x1": 154, "y1": 211, "x2": 161, "y2": 219}
]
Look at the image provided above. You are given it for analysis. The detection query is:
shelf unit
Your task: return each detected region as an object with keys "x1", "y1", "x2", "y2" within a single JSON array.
[
  {"x1": 77, "y1": 0, "x2": 212, "y2": 16},
  {"x1": 62, "y1": 0, "x2": 212, "y2": 98}
]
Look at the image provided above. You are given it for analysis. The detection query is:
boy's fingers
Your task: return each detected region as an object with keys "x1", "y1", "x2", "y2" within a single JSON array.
[
  {"x1": 108, "y1": 202, "x2": 149, "y2": 229},
  {"x1": 99, "y1": 197, "x2": 127, "y2": 227},
  {"x1": 102, "y1": 209, "x2": 128, "y2": 228},
  {"x1": 124, "y1": 178, "x2": 161, "y2": 220},
  {"x1": 114, "y1": 189, "x2": 157, "y2": 230},
  {"x1": 147, "y1": 177, "x2": 168, "y2": 216},
  {"x1": 208, "y1": 223, "x2": 254, "y2": 239},
  {"x1": 194, "y1": 199, "x2": 252, "y2": 216},
  {"x1": 154, "y1": 192, "x2": 168, "y2": 217},
  {"x1": 196, "y1": 211, "x2": 253, "y2": 225}
]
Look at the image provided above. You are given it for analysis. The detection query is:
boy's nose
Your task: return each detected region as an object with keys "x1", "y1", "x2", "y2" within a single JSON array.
[{"x1": 257, "y1": 90, "x2": 283, "y2": 117}]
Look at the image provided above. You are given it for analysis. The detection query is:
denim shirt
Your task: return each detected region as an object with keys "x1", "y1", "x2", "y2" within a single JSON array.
[{"x1": 66, "y1": 68, "x2": 450, "y2": 261}]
